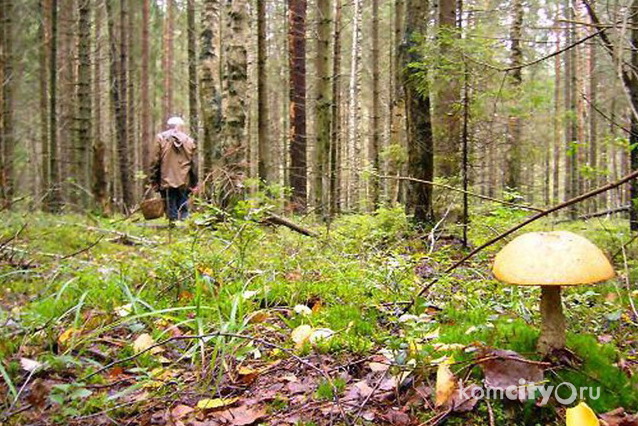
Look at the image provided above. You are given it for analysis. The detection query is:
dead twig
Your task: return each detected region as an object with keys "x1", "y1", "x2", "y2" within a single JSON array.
[{"x1": 260, "y1": 214, "x2": 318, "y2": 237}]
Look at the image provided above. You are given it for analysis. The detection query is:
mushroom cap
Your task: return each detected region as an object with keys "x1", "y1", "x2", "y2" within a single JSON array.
[{"x1": 492, "y1": 231, "x2": 615, "y2": 286}]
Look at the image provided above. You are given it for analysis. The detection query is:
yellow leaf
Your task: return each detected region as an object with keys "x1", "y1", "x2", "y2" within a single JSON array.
[
  {"x1": 58, "y1": 327, "x2": 81, "y2": 346},
  {"x1": 196, "y1": 397, "x2": 239, "y2": 410},
  {"x1": 291, "y1": 325, "x2": 314, "y2": 348},
  {"x1": 435, "y1": 357, "x2": 456, "y2": 407},
  {"x1": 566, "y1": 402, "x2": 599, "y2": 426},
  {"x1": 133, "y1": 333, "x2": 162, "y2": 354}
]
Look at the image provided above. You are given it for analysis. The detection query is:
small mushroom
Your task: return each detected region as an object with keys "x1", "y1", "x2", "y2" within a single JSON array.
[{"x1": 492, "y1": 231, "x2": 615, "y2": 355}]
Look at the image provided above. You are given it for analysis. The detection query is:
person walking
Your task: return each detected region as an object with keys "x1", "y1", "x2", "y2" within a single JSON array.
[{"x1": 149, "y1": 116, "x2": 198, "y2": 221}]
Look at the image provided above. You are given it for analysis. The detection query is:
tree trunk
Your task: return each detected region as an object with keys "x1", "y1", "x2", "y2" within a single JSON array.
[
  {"x1": 346, "y1": 0, "x2": 362, "y2": 210},
  {"x1": 222, "y1": 0, "x2": 249, "y2": 194},
  {"x1": 39, "y1": 0, "x2": 51, "y2": 203},
  {"x1": 0, "y1": 0, "x2": 15, "y2": 208},
  {"x1": 505, "y1": 0, "x2": 523, "y2": 192},
  {"x1": 329, "y1": 0, "x2": 342, "y2": 216},
  {"x1": 404, "y1": 0, "x2": 434, "y2": 225},
  {"x1": 47, "y1": 0, "x2": 62, "y2": 211},
  {"x1": 187, "y1": 0, "x2": 199, "y2": 142},
  {"x1": 92, "y1": 0, "x2": 107, "y2": 210},
  {"x1": 163, "y1": 0, "x2": 175, "y2": 122},
  {"x1": 370, "y1": 0, "x2": 381, "y2": 208},
  {"x1": 257, "y1": 0, "x2": 271, "y2": 184},
  {"x1": 314, "y1": 0, "x2": 332, "y2": 215},
  {"x1": 389, "y1": 0, "x2": 406, "y2": 204},
  {"x1": 434, "y1": 0, "x2": 460, "y2": 179},
  {"x1": 200, "y1": 0, "x2": 223, "y2": 176},
  {"x1": 553, "y1": 25, "x2": 561, "y2": 205},
  {"x1": 564, "y1": 0, "x2": 578, "y2": 218},
  {"x1": 106, "y1": 0, "x2": 133, "y2": 209},
  {"x1": 141, "y1": 0, "x2": 151, "y2": 180},
  {"x1": 630, "y1": 0, "x2": 638, "y2": 231},
  {"x1": 76, "y1": 0, "x2": 92, "y2": 208},
  {"x1": 288, "y1": 0, "x2": 307, "y2": 211}
]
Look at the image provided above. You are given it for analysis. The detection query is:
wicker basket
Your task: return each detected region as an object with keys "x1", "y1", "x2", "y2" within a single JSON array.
[{"x1": 140, "y1": 197, "x2": 165, "y2": 220}]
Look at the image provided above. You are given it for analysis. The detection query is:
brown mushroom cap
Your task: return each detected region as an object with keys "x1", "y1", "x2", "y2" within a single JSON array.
[{"x1": 492, "y1": 231, "x2": 615, "y2": 286}]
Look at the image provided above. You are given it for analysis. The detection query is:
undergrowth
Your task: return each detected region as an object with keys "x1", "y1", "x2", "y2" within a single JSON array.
[{"x1": 0, "y1": 203, "x2": 637, "y2": 425}]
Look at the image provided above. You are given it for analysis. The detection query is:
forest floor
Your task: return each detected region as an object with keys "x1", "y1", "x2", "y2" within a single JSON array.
[{"x1": 1, "y1": 203, "x2": 638, "y2": 425}]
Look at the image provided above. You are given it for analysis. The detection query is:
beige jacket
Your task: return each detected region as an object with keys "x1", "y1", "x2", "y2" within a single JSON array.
[{"x1": 150, "y1": 129, "x2": 198, "y2": 189}]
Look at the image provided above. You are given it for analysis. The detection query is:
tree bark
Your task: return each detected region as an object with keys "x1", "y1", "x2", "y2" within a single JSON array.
[
  {"x1": 47, "y1": 0, "x2": 62, "y2": 211},
  {"x1": 106, "y1": 0, "x2": 132, "y2": 209},
  {"x1": 76, "y1": 0, "x2": 92, "y2": 207},
  {"x1": 92, "y1": 0, "x2": 107, "y2": 210},
  {"x1": 630, "y1": 0, "x2": 638, "y2": 231},
  {"x1": 163, "y1": 0, "x2": 175, "y2": 122},
  {"x1": 404, "y1": 0, "x2": 434, "y2": 225},
  {"x1": 257, "y1": 0, "x2": 271, "y2": 184},
  {"x1": 39, "y1": 0, "x2": 51, "y2": 203},
  {"x1": 329, "y1": 0, "x2": 342, "y2": 216},
  {"x1": 200, "y1": 0, "x2": 223, "y2": 176},
  {"x1": 288, "y1": 0, "x2": 308, "y2": 211},
  {"x1": 141, "y1": 0, "x2": 151, "y2": 179},
  {"x1": 314, "y1": 0, "x2": 331, "y2": 215},
  {"x1": 187, "y1": 0, "x2": 198, "y2": 141},
  {"x1": 222, "y1": 0, "x2": 249, "y2": 198},
  {"x1": 0, "y1": 0, "x2": 15, "y2": 208},
  {"x1": 505, "y1": 0, "x2": 523, "y2": 192},
  {"x1": 434, "y1": 0, "x2": 461, "y2": 179},
  {"x1": 370, "y1": 0, "x2": 381, "y2": 208}
]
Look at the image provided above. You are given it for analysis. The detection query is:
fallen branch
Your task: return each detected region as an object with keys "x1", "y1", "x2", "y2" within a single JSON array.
[
  {"x1": 261, "y1": 213, "x2": 318, "y2": 237},
  {"x1": 378, "y1": 175, "x2": 543, "y2": 212},
  {"x1": 562, "y1": 204, "x2": 629, "y2": 222},
  {"x1": 403, "y1": 167, "x2": 638, "y2": 313}
]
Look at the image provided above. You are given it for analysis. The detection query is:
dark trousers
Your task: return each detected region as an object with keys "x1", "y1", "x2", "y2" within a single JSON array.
[{"x1": 161, "y1": 187, "x2": 190, "y2": 221}]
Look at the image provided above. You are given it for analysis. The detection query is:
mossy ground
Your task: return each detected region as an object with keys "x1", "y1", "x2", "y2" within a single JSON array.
[{"x1": 0, "y1": 203, "x2": 637, "y2": 425}]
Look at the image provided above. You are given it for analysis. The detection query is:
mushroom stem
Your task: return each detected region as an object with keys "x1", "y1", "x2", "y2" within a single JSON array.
[{"x1": 537, "y1": 286, "x2": 566, "y2": 354}]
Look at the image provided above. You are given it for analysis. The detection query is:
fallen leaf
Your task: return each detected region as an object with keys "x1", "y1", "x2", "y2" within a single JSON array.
[
  {"x1": 26, "y1": 379, "x2": 49, "y2": 409},
  {"x1": 133, "y1": 333, "x2": 163, "y2": 355},
  {"x1": 291, "y1": 324, "x2": 313, "y2": 347},
  {"x1": 478, "y1": 349, "x2": 544, "y2": 402},
  {"x1": 598, "y1": 335, "x2": 613, "y2": 344},
  {"x1": 566, "y1": 401, "x2": 599, "y2": 426},
  {"x1": 196, "y1": 397, "x2": 239, "y2": 410},
  {"x1": 600, "y1": 408, "x2": 638, "y2": 426},
  {"x1": 20, "y1": 358, "x2": 44, "y2": 372},
  {"x1": 449, "y1": 382, "x2": 480, "y2": 412},
  {"x1": 213, "y1": 405, "x2": 267, "y2": 425},
  {"x1": 171, "y1": 404, "x2": 194, "y2": 419},
  {"x1": 435, "y1": 357, "x2": 456, "y2": 407},
  {"x1": 58, "y1": 327, "x2": 81, "y2": 346},
  {"x1": 309, "y1": 328, "x2": 334, "y2": 344},
  {"x1": 114, "y1": 303, "x2": 133, "y2": 317},
  {"x1": 246, "y1": 310, "x2": 270, "y2": 324}
]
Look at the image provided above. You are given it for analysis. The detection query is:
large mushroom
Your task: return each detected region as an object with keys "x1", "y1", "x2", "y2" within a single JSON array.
[{"x1": 492, "y1": 231, "x2": 615, "y2": 355}]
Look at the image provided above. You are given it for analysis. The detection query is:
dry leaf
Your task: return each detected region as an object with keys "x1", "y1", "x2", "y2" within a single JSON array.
[
  {"x1": 309, "y1": 328, "x2": 334, "y2": 344},
  {"x1": 58, "y1": 327, "x2": 81, "y2": 346},
  {"x1": 291, "y1": 324, "x2": 313, "y2": 347},
  {"x1": 435, "y1": 357, "x2": 456, "y2": 407},
  {"x1": 478, "y1": 349, "x2": 544, "y2": 402},
  {"x1": 246, "y1": 310, "x2": 270, "y2": 324},
  {"x1": 566, "y1": 402, "x2": 599, "y2": 426},
  {"x1": 171, "y1": 404, "x2": 194, "y2": 420},
  {"x1": 212, "y1": 404, "x2": 267, "y2": 425},
  {"x1": 196, "y1": 397, "x2": 239, "y2": 410},
  {"x1": 600, "y1": 408, "x2": 638, "y2": 426},
  {"x1": 133, "y1": 333, "x2": 163, "y2": 355},
  {"x1": 20, "y1": 358, "x2": 44, "y2": 372}
]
